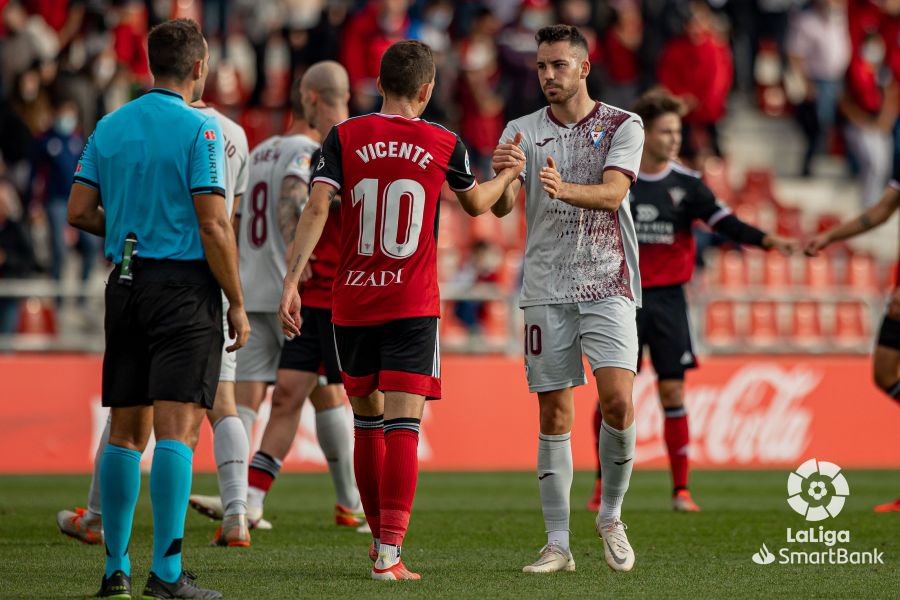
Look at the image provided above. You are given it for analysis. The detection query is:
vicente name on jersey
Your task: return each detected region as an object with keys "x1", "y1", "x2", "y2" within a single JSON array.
[{"x1": 354, "y1": 140, "x2": 434, "y2": 169}]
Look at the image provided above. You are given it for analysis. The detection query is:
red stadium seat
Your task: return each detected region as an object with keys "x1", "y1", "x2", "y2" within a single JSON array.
[
  {"x1": 748, "y1": 300, "x2": 779, "y2": 347},
  {"x1": 17, "y1": 298, "x2": 56, "y2": 335},
  {"x1": 762, "y1": 252, "x2": 790, "y2": 290},
  {"x1": 775, "y1": 206, "x2": 803, "y2": 237},
  {"x1": 846, "y1": 254, "x2": 879, "y2": 292},
  {"x1": 833, "y1": 301, "x2": 870, "y2": 347},
  {"x1": 717, "y1": 251, "x2": 746, "y2": 289},
  {"x1": 790, "y1": 301, "x2": 823, "y2": 347},
  {"x1": 704, "y1": 300, "x2": 738, "y2": 346},
  {"x1": 701, "y1": 156, "x2": 733, "y2": 204},
  {"x1": 437, "y1": 199, "x2": 464, "y2": 250},
  {"x1": 741, "y1": 168, "x2": 777, "y2": 203},
  {"x1": 239, "y1": 108, "x2": 280, "y2": 149},
  {"x1": 803, "y1": 254, "x2": 834, "y2": 290},
  {"x1": 887, "y1": 261, "x2": 899, "y2": 290}
]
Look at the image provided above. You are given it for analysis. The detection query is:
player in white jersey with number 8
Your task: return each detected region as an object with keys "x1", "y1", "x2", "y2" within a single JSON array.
[{"x1": 492, "y1": 25, "x2": 643, "y2": 574}]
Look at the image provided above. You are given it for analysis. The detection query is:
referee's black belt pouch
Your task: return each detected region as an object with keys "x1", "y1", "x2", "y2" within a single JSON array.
[{"x1": 110, "y1": 258, "x2": 216, "y2": 285}]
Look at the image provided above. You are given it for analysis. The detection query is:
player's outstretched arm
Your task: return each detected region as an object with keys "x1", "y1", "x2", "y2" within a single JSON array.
[
  {"x1": 805, "y1": 185, "x2": 900, "y2": 256},
  {"x1": 540, "y1": 158, "x2": 632, "y2": 211},
  {"x1": 455, "y1": 165, "x2": 524, "y2": 217},
  {"x1": 279, "y1": 181, "x2": 332, "y2": 336},
  {"x1": 691, "y1": 182, "x2": 798, "y2": 255},
  {"x1": 67, "y1": 183, "x2": 105, "y2": 236},
  {"x1": 491, "y1": 178, "x2": 522, "y2": 218}
]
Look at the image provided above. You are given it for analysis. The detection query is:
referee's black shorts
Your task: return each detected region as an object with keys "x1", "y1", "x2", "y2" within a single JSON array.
[
  {"x1": 636, "y1": 284, "x2": 698, "y2": 380},
  {"x1": 102, "y1": 259, "x2": 223, "y2": 409}
]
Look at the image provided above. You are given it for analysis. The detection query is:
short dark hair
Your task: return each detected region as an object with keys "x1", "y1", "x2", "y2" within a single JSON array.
[
  {"x1": 631, "y1": 88, "x2": 686, "y2": 128},
  {"x1": 147, "y1": 18, "x2": 206, "y2": 81},
  {"x1": 379, "y1": 40, "x2": 435, "y2": 99},
  {"x1": 535, "y1": 25, "x2": 589, "y2": 55}
]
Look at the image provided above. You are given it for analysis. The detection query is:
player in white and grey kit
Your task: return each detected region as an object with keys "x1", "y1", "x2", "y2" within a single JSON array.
[
  {"x1": 491, "y1": 25, "x2": 642, "y2": 574},
  {"x1": 189, "y1": 69, "x2": 362, "y2": 531},
  {"x1": 188, "y1": 91, "x2": 319, "y2": 531},
  {"x1": 56, "y1": 102, "x2": 254, "y2": 547}
]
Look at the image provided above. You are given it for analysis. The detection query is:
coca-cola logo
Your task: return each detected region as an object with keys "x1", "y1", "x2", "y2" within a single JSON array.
[{"x1": 634, "y1": 364, "x2": 819, "y2": 465}]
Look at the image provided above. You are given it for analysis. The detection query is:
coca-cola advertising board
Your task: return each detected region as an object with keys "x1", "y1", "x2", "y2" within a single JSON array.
[{"x1": 0, "y1": 354, "x2": 897, "y2": 472}]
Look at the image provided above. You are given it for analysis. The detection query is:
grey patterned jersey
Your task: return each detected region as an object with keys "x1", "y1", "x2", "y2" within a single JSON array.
[
  {"x1": 500, "y1": 102, "x2": 644, "y2": 308},
  {"x1": 197, "y1": 106, "x2": 249, "y2": 215},
  {"x1": 239, "y1": 134, "x2": 319, "y2": 312}
]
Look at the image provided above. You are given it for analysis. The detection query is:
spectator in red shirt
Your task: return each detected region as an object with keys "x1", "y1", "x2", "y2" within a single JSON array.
[
  {"x1": 340, "y1": 0, "x2": 410, "y2": 114},
  {"x1": 841, "y1": 34, "x2": 898, "y2": 207},
  {"x1": 657, "y1": 0, "x2": 733, "y2": 159},
  {"x1": 112, "y1": 2, "x2": 150, "y2": 85},
  {"x1": 456, "y1": 7, "x2": 505, "y2": 179},
  {"x1": 601, "y1": 0, "x2": 642, "y2": 110},
  {"x1": 25, "y1": 0, "x2": 84, "y2": 47}
]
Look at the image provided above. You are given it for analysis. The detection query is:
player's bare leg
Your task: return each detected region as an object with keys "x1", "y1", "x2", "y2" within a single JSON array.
[
  {"x1": 365, "y1": 391, "x2": 424, "y2": 581},
  {"x1": 350, "y1": 391, "x2": 385, "y2": 565},
  {"x1": 523, "y1": 388, "x2": 576, "y2": 573},
  {"x1": 658, "y1": 379, "x2": 699, "y2": 512},
  {"x1": 872, "y1": 345, "x2": 900, "y2": 512},
  {"x1": 204, "y1": 382, "x2": 251, "y2": 546},
  {"x1": 245, "y1": 370, "x2": 317, "y2": 526},
  {"x1": 309, "y1": 385, "x2": 364, "y2": 527},
  {"x1": 594, "y1": 367, "x2": 636, "y2": 572}
]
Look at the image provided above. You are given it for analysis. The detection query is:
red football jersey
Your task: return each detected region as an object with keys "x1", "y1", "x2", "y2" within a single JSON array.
[
  {"x1": 301, "y1": 148, "x2": 341, "y2": 310},
  {"x1": 311, "y1": 113, "x2": 475, "y2": 326}
]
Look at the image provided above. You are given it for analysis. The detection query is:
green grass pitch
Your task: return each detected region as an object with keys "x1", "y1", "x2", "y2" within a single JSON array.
[{"x1": 1, "y1": 470, "x2": 898, "y2": 599}]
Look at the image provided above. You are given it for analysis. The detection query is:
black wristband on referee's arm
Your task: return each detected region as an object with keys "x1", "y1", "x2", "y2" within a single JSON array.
[{"x1": 118, "y1": 233, "x2": 138, "y2": 286}]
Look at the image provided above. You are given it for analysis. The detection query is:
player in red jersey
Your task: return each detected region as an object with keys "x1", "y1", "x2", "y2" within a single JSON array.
[
  {"x1": 278, "y1": 40, "x2": 525, "y2": 580},
  {"x1": 806, "y1": 176, "x2": 900, "y2": 513},
  {"x1": 586, "y1": 89, "x2": 797, "y2": 512}
]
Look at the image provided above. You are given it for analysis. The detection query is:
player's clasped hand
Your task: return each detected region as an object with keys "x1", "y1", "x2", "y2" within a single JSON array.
[
  {"x1": 491, "y1": 132, "x2": 525, "y2": 174},
  {"x1": 540, "y1": 156, "x2": 563, "y2": 199},
  {"x1": 278, "y1": 283, "x2": 303, "y2": 338},
  {"x1": 763, "y1": 234, "x2": 800, "y2": 256},
  {"x1": 803, "y1": 233, "x2": 830, "y2": 257},
  {"x1": 226, "y1": 304, "x2": 251, "y2": 352}
]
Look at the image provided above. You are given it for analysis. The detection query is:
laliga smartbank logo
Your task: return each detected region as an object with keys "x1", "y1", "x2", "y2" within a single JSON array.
[
  {"x1": 786, "y1": 458, "x2": 848, "y2": 521},
  {"x1": 751, "y1": 459, "x2": 884, "y2": 566}
]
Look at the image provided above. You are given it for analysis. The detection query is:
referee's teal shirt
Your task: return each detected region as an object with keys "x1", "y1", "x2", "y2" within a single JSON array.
[{"x1": 74, "y1": 88, "x2": 226, "y2": 264}]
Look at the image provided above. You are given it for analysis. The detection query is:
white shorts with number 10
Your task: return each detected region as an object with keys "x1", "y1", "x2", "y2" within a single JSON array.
[{"x1": 523, "y1": 296, "x2": 638, "y2": 393}]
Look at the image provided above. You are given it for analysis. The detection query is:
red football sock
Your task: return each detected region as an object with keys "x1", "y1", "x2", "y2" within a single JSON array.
[
  {"x1": 664, "y1": 407, "x2": 690, "y2": 491},
  {"x1": 593, "y1": 403, "x2": 603, "y2": 480},
  {"x1": 248, "y1": 451, "x2": 281, "y2": 492},
  {"x1": 353, "y1": 415, "x2": 385, "y2": 539},
  {"x1": 379, "y1": 420, "x2": 420, "y2": 548}
]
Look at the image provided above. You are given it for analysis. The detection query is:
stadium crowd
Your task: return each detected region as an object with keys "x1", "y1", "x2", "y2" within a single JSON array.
[{"x1": 0, "y1": 0, "x2": 898, "y2": 338}]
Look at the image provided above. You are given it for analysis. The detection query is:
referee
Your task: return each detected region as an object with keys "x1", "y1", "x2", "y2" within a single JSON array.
[{"x1": 67, "y1": 19, "x2": 249, "y2": 599}]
